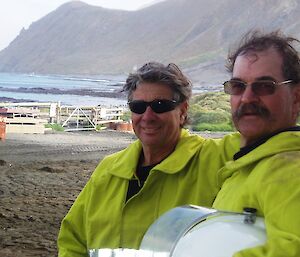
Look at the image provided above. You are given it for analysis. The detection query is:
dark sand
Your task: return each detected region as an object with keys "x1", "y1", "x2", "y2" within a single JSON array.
[
  {"x1": 0, "y1": 130, "x2": 226, "y2": 257},
  {"x1": 0, "y1": 130, "x2": 135, "y2": 257}
]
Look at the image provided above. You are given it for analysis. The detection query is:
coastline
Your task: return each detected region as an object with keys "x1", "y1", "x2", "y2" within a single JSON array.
[
  {"x1": 0, "y1": 96, "x2": 36, "y2": 103},
  {"x1": 0, "y1": 86, "x2": 126, "y2": 99},
  {"x1": 0, "y1": 73, "x2": 128, "y2": 106}
]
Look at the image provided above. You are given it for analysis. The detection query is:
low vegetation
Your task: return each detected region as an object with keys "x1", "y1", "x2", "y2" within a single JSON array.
[
  {"x1": 122, "y1": 110, "x2": 132, "y2": 122},
  {"x1": 45, "y1": 123, "x2": 65, "y2": 131},
  {"x1": 188, "y1": 92, "x2": 234, "y2": 132}
]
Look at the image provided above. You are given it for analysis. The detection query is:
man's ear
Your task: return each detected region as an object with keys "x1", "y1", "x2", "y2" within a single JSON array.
[
  {"x1": 179, "y1": 101, "x2": 188, "y2": 125},
  {"x1": 181, "y1": 101, "x2": 188, "y2": 113},
  {"x1": 292, "y1": 84, "x2": 300, "y2": 120}
]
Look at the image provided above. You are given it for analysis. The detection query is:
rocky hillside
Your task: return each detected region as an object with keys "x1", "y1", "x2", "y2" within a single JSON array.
[{"x1": 0, "y1": 0, "x2": 299, "y2": 85}]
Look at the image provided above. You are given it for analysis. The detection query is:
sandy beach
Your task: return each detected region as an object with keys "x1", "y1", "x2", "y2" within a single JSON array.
[
  {"x1": 0, "y1": 130, "x2": 226, "y2": 257},
  {"x1": 0, "y1": 130, "x2": 135, "y2": 257}
]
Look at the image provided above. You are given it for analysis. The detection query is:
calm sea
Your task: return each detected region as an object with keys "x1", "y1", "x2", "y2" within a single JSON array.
[{"x1": 0, "y1": 73, "x2": 127, "y2": 106}]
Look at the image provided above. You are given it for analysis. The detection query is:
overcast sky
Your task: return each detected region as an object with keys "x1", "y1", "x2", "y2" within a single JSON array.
[{"x1": 0, "y1": 0, "x2": 162, "y2": 51}]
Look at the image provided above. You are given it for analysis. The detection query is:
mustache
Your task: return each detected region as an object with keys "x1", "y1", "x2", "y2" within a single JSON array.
[{"x1": 233, "y1": 103, "x2": 270, "y2": 120}]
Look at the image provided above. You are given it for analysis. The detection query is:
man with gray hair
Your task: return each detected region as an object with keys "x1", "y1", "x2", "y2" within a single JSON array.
[
  {"x1": 214, "y1": 30, "x2": 300, "y2": 256},
  {"x1": 57, "y1": 62, "x2": 239, "y2": 257}
]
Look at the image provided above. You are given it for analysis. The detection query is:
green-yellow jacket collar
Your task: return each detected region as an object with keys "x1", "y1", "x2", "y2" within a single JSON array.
[
  {"x1": 109, "y1": 129, "x2": 205, "y2": 179},
  {"x1": 217, "y1": 131, "x2": 300, "y2": 187}
]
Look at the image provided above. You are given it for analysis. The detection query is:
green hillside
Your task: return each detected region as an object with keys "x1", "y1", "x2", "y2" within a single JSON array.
[{"x1": 188, "y1": 92, "x2": 234, "y2": 132}]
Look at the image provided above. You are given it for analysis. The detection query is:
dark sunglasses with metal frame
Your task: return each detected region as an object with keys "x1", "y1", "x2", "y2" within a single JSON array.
[
  {"x1": 128, "y1": 99, "x2": 179, "y2": 114},
  {"x1": 223, "y1": 79, "x2": 293, "y2": 96}
]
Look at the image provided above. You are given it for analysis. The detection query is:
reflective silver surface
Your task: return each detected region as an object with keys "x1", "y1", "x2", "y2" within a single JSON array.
[
  {"x1": 89, "y1": 205, "x2": 266, "y2": 257},
  {"x1": 141, "y1": 205, "x2": 266, "y2": 257},
  {"x1": 88, "y1": 248, "x2": 169, "y2": 257},
  {"x1": 140, "y1": 205, "x2": 216, "y2": 254}
]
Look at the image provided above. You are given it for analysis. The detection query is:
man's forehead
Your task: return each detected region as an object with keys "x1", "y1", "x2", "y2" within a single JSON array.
[
  {"x1": 237, "y1": 48, "x2": 282, "y2": 64},
  {"x1": 233, "y1": 47, "x2": 285, "y2": 81},
  {"x1": 239, "y1": 51, "x2": 259, "y2": 64}
]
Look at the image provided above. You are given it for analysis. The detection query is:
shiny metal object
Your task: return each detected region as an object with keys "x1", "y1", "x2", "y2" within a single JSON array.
[
  {"x1": 89, "y1": 205, "x2": 266, "y2": 257},
  {"x1": 88, "y1": 248, "x2": 168, "y2": 257},
  {"x1": 140, "y1": 205, "x2": 266, "y2": 257}
]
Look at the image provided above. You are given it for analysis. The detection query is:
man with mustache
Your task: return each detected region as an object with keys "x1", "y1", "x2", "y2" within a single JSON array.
[{"x1": 213, "y1": 30, "x2": 300, "y2": 256}]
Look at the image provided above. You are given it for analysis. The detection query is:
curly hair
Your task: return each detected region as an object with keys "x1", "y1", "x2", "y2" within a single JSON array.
[{"x1": 226, "y1": 30, "x2": 300, "y2": 84}]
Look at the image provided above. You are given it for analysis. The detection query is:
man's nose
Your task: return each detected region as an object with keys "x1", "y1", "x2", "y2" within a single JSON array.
[
  {"x1": 241, "y1": 85, "x2": 259, "y2": 103},
  {"x1": 142, "y1": 106, "x2": 157, "y2": 119}
]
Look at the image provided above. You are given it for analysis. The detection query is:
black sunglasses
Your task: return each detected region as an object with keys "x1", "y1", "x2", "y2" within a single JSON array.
[
  {"x1": 128, "y1": 99, "x2": 179, "y2": 114},
  {"x1": 223, "y1": 79, "x2": 293, "y2": 96}
]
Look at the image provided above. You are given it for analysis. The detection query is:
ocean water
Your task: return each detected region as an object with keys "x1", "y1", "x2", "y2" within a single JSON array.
[{"x1": 0, "y1": 73, "x2": 128, "y2": 106}]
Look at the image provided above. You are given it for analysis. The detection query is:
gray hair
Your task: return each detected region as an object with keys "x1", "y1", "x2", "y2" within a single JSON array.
[{"x1": 122, "y1": 62, "x2": 192, "y2": 102}]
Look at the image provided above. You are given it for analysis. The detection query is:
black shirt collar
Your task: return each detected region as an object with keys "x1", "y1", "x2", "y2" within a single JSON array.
[{"x1": 234, "y1": 126, "x2": 300, "y2": 160}]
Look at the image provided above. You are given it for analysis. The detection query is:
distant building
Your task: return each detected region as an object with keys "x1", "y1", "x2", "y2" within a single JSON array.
[{"x1": 0, "y1": 107, "x2": 48, "y2": 134}]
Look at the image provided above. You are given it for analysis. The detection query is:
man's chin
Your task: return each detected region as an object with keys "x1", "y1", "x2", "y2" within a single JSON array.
[
  {"x1": 141, "y1": 131, "x2": 160, "y2": 141},
  {"x1": 237, "y1": 124, "x2": 269, "y2": 145}
]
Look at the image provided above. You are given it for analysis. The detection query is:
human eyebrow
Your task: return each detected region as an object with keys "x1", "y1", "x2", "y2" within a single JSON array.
[
  {"x1": 255, "y1": 76, "x2": 276, "y2": 81},
  {"x1": 230, "y1": 77, "x2": 244, "y2": 82}
]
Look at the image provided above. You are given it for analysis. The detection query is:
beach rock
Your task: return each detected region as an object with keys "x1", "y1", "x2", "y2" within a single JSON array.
[
  {"x1": 0, "y1": 159, "x2": 6, "y2": 166},
  {"x1": 39, "y1": 166, "x2": 55, "y2": 173}
]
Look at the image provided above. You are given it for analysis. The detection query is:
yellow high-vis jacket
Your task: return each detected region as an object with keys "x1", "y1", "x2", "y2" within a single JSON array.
[
  {"x1": 213, "y1": 131, "x2": 300, "y2": 257},
  {"x1": 57, "y1": 129, "x2": 240, "y2": 257}
]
